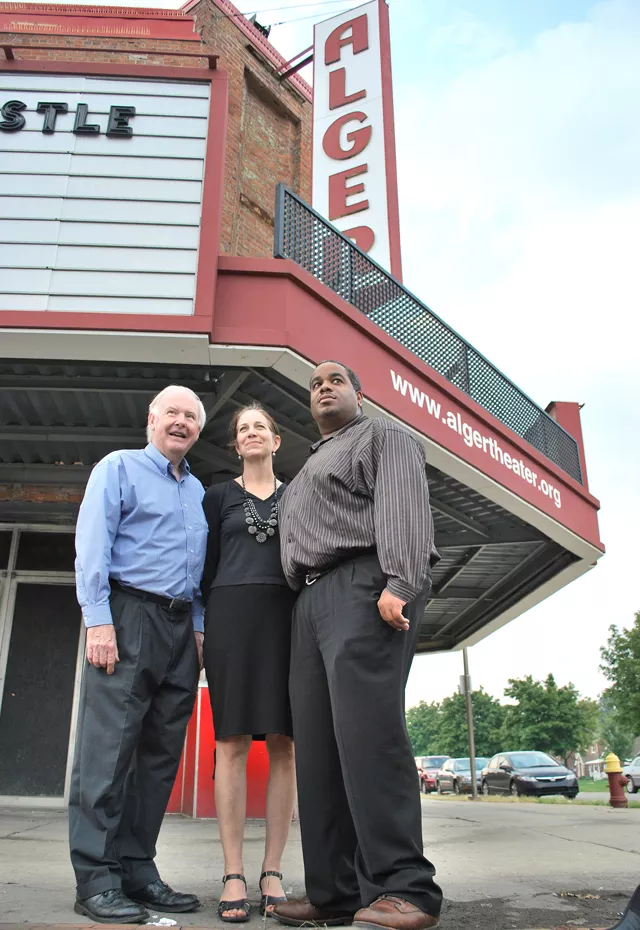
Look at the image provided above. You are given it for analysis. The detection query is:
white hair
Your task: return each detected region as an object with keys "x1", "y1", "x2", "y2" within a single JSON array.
[{"x1": 146, "y1": 385, "x2": 206, "y2": 442}]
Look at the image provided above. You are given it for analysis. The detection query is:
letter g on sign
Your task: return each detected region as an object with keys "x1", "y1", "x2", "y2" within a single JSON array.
[{"x1": 322, "y1": 111, "x2": 372, "y2": 160}]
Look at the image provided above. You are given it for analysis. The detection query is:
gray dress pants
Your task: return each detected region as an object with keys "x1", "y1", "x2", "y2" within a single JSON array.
[
  {"x1": 289, "y1": 552, "x2": 442, "y2": 918},
  {"x1": 69, "y1": 587, "x2": 198, "y2": 899}
]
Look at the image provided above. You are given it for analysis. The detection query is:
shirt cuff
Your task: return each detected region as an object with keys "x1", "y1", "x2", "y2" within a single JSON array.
[
  {"x1": 82, "y1": 604, "x2": 114, "y2": 627},
  {"x1": 386, "y1": 577, "x2": 419, "y2": 603},
  {"x1": 192, "y1": 613, "x2": 204, "y2": 634}
]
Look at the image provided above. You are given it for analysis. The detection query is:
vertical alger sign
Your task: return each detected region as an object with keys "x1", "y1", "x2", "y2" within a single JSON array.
[{"x1": 313, "y1": 0, "x2": 402, "y2": 279}]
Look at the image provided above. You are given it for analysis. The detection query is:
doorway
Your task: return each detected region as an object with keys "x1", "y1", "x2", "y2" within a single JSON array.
[{"x1": 0, "y1": 527, "x2": 82, "y2": 803}]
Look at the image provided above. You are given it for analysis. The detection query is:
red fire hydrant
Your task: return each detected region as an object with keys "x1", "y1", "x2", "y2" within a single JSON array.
[{"x1": 604, "y1": 752, "x2": 628, "y2": 808}]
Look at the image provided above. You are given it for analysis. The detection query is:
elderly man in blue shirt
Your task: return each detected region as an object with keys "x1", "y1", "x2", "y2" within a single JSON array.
[{"x1": 70, "y1": 384, "x2": 208, "y2": 924}]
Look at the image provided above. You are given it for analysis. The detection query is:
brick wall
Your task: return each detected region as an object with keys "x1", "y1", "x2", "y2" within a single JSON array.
[
  {"x1": 189, "y1": 0, "x2": 311, "y2": 256},
  {"x1": 0, "y1": 0, "x2": 313, "y2": 258}
]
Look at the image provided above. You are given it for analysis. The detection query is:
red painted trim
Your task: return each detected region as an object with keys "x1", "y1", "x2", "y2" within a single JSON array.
[
  {"x1": 0, "y1": 312, "x2": 212, "y2": 332},
  {"x1": 0, "y1": 3, "x2": 193, "y2": 18},
  {"x1": 546, "y1": 401, "x2": 590, "y2": 492},
  {"x1": 194, "y1": 72, "x2": 227, "y2": 323},
  {"x1": 0, "y1": 57, "x2": 216, "y2": 80},
  {"x1": 378, "y1": 0, "x2": 402, "y2": 281},
  {"x1": 216, "y1": 256, "x2": 602, "y2": 516},
  {"x1": 1, "y1": 43, "x2": 217, "y2": 67},
  {"x1": 0, "y1": 10, "x2": 200, "y2": 42}
]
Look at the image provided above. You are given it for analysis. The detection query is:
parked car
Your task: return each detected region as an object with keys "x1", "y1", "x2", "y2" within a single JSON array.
[
  {"x1": 624, "y1": 755, "x2": 640, "y2": 794},
  {"x1": 415, "y1": 755, "x2": 450, "y2": 793},
  {"x1": 436, "y1": 757, "x2": 489, "y2": 795},
  {"x1": 480, "y1": 751, "x2": 579, "y2": 798}
]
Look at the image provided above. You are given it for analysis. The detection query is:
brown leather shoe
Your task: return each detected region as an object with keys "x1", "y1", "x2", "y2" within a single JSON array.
[
  {"x1": 272, "y1": 896, "x2": 356, "y2": 927},
  {"x1": 353, "y1": 896, "x2": 439, "y2": 930}
]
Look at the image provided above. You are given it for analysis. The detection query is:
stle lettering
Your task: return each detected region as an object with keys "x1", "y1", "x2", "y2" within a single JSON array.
[{"x1": 0, "y1": 100, "x2": 136, "y2": 136}]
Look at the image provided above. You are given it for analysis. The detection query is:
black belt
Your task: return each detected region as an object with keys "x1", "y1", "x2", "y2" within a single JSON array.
[
  {"x1": 305, "y1": 548, "x2": 376, "y2": 586},
  {"x1": 110, "y1": 580, "x2": 191, "y2": 613}
]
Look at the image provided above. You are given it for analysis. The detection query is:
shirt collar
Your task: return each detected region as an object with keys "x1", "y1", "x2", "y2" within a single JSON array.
[
  {"x1": 144, "y1": 442, "x2": 190, "y2": 478},
  {"x1": 310, "y1": 412, "x2": 366, "y2": 453}
]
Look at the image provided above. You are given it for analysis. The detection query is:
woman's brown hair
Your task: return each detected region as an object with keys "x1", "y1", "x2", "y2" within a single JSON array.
[{"x1": 228, "y1": 403, "x2": 280, "y2": 449}]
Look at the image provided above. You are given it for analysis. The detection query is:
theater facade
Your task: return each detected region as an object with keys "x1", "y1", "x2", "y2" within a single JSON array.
[{"x1": 0, "y1": 0, "x2": 603, "y2": 815}]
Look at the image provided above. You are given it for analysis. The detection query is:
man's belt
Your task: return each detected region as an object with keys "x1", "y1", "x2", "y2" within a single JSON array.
[
  {"x1": 110, "y1": 579, "x2": 191, "y2": 612},
  {"x1": 305, "y1": 548, "x2": 377, "y2": 586}
]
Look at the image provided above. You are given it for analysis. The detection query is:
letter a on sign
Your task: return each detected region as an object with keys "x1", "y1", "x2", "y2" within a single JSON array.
[{"x1": 312, "y1": 0, "x2": 402, "y2": 279}]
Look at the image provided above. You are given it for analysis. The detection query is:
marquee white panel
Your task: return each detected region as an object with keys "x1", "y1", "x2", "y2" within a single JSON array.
[
  {"x1": 0, "y1": 73, "x2": 211, "y2": 315},
  {"x1": 55, "y1": 246, "x2": 198, "y2": 274},
  {"x1": 65, "y1": 177, "x2": 202, "y2": 203},
  {"x1": 57, "y1": 222, "x2": 200, "y2": 249},
  {"x1": 0, "y1": 75, "x2": 211, "y2": 96},
  {"x1": 49, "y1": 270, "x2": 194, "y2": 299},
  {"x1": 0, "y1": 132, "x2": 206, "y2": 159},
  {"x1": 47, "y1": 295, "x2": 193, "y2": 314},
  {"x1": 0, "y1": 293, "x2": 48, "y2": 310},
  {"x1": 0, "y1": 244, "x2": 58, "y2": 268},
  {"x1": 0, "y1": 197, "x2": 200, "y2": 226}
]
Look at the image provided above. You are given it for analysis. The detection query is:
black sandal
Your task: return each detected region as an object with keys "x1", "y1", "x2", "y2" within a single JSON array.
[
  {"x1": 260, "y1": 869, "x2": 287, "y2": 917},
  {"x1": 218, "y1": 873, "x2": 251, "y2": 923}
]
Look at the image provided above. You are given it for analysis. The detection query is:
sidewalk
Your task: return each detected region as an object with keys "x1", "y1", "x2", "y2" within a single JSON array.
[{"x1": 1, "y1": 802, "x2": 637, "y2": 929}]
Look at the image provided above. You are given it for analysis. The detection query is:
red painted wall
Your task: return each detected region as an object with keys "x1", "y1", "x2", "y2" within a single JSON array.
[{"x1": 167, "y1": 687, "x2": 270, "y2": 819}]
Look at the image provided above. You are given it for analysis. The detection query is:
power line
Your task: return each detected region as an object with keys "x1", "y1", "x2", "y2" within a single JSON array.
[{"x1": 212, "y1": 0, "x2": 354, "y2": 25}]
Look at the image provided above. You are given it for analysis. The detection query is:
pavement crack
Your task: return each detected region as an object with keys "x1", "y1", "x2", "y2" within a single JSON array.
[
  {"x1": 539, "y1": 830, "x2": 640, "y2": 857},
  {"x1": 4, "y1": 819, "x2": 58, "y2": 839}
]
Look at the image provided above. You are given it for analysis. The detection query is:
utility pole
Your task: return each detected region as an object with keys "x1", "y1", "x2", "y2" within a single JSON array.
[{"x1": 462, "y1": 647, "x2": 478, "y2": 799}]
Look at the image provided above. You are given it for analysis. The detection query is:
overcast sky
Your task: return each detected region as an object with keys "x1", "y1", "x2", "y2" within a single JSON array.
[{"x1": 36, "y1": 0, "x2": 640, "y2": 707}]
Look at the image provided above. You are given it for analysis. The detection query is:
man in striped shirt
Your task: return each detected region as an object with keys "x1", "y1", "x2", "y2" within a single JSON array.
[{"x1": 276, "y1": 361, "x2": 442, "y2": 930}]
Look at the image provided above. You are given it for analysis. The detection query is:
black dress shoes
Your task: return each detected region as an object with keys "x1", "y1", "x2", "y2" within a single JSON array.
[
  {"x1": 127, "y1": 878, "x2": 201, "y2": 913},
  {"x1": 74, "y1": 889, "x2": 149, "y2": 923}
]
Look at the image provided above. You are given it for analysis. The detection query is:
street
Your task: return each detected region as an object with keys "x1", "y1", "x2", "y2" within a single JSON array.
[{"x1": 0, "y1": 798, "x2": 638, "y2": 928}]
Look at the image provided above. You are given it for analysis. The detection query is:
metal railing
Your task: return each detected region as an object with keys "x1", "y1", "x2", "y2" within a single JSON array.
[{"x1": 273, "y1": 184, "x2": 583, "y2": 485}]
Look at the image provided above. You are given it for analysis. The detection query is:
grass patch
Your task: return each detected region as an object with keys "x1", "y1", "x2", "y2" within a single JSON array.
[
  {"x1": 578, "y1": 778, "x2": 609, "y2": 792},
  {"x1": 537, "y1": 796, "x2": 640, "y2": 808},
  {"x1": 422, "y1": 793, "x2": 640, "y2": 808}
]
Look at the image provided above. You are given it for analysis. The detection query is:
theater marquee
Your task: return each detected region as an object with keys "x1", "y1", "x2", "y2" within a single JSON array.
[
  {"x1": 313, "y1": 0, "x2": 402, "y2": 278},
  {"x1": 0, "y1": 72, "x2": 212, "y2": 315}
]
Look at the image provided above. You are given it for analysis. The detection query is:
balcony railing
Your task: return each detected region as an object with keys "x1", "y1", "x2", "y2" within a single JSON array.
[{"x1": 273, "y1": 184, "x2": 583, "y2": 485}]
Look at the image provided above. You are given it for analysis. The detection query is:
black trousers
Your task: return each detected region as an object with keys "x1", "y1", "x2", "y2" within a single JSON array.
[
  {"x1": 69, "y1": 587, "x2": 198, "y2": 899},
  {"x1": 289, "y1": 552, "x2": 442, "y2": 918}
]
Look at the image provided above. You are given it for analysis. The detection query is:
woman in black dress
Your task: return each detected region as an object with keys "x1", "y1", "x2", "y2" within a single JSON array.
[{"x1": 201, "y1": 404, "x2": 297, "y2": 923}]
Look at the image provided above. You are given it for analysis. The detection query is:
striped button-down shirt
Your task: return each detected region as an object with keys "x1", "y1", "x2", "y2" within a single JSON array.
[{"x1": 279, "y1": 414, "x2": 439, "y2": 600}]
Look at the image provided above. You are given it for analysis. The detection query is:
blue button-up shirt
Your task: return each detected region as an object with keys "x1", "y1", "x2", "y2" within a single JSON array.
[{"x1": 75, "y1": 443, "x2": 207, "y2": 632}]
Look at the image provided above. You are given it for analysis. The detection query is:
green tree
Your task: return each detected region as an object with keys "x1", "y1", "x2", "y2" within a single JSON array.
[
  {"x1": 405, "y1": 701, "x2": 441, "y2": 755},
  {"x1": 600, "y1": 612, "x2": 640, "y2": 736},
  {"x1": 436, "y1": 689, "x2": 505, "y2": 758},
  {"x1": 501, "y1": 674, "x2": 598, "y2": 764},
  {"x1": 599, "y1": 692, "x2": 637, "y2": 761}
]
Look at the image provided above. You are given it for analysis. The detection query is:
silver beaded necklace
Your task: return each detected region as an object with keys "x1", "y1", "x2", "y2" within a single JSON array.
[{"x1": 240, "y1": 475, "x2": 279, "y2": 544}]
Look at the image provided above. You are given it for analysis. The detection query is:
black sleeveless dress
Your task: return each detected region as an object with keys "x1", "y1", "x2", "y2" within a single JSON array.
[{"x1": 201, "y1": 480, "x2": 296, "y2": 740}]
